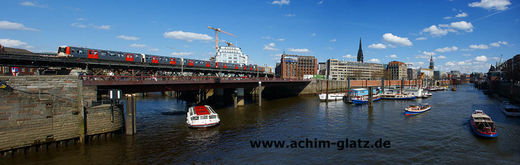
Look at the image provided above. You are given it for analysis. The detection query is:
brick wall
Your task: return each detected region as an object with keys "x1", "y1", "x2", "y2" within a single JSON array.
[{"x1": 0, "y1": 76, "x2": 124, "y2": 152}]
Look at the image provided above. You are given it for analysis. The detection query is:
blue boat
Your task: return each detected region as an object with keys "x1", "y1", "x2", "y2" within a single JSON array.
[
  {"x1": 352, "y1": 96, "x2": 382, "y2": 105},
  {"x1": 404, "y1": 104, "x2": 431, "y2": 115},
  {"x1": 469, "y1": 110, "x2": 497, "y2": 138}
]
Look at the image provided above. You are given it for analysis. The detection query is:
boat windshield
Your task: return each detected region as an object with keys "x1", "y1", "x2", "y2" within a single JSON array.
[
  {"x1": 209, "y1": 115, "x2": 217, "y2": 119},
  {"x1": 200, "y1": 115, "x2": 208, "y2": 119},
  {"x1": 191, "y1": 116, "x2": 199, "y2": 120}
]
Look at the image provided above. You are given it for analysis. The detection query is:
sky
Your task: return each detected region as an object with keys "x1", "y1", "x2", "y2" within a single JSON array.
[{"x1": 1, "y1": 0, "x2": 519, "y2": 73}]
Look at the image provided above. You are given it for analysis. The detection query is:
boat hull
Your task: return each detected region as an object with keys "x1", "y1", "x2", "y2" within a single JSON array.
[
  {"x1": 469, "y1": 120, "x2": 497, "y2": 138},
  {"x1": 352, "y1": 97, "x2": 381, "y2": 105},
  {"x1": 188, "y1": 122, "x2": 220, "y2": 128},
  {"x1": 404, "y1": 107, "x2": 431, "y2": 115},
  {"x1": 383, "y1": 96, "x2": 416, "y2": 100}
]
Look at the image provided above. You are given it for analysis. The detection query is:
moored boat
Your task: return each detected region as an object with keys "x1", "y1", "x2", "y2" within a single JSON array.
[
  {"x1": 351, "y1": 94, "x2": 382, "y2": 105},
  {"x1": 382, "y1": 93, "x2": 416, "y2": 100},
  {"x1": 318, "y1": 93, "x2": 345, "y2": 101},
  {"x1": 404, "y1": 104, "x2": 431, "y2": 115},
  {"x1": 502, "y1": 101, "x2": 520, "y2": 117},
  {"x1": 186, "y1": 105, "x2": 220, "y2": 128},
  {"x1": 469, "y1": 110, "x2": 497, "y2": 138}
]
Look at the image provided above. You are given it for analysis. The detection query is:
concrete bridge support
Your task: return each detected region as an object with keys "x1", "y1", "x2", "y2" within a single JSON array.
[
  {"x1": 234, "y1": 88, "x2": 245, "y2": 107},
  {"x1": 125, "y1": 94, "x2": 136, "y2": 135}
]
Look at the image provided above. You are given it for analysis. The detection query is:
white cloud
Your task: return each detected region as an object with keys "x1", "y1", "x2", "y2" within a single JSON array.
[
  {"x1": 444, "y1": 16, "x2": 453, "y2": 20},
  {"x1": 163, "y1": 31, "x2": 213, "y2": 42},
  {"x1": 469, "y1": 0, "x2": 511, "y2": 11},
  {"x1": 318, "y1": 0, "x2": 324, "y2": 5},
  {"x1": 475, "y1": 55, "x2": 488, "y2": 62},
  {"x1": 284, "y1": 13, "x2": 296, "y2": 17},
  {"x1": 311, "y1": 33, "x2": 316, "y2": 37},
  {"x1": 20, "y1": 1, "x2": 46, "y2": 8},
  {"x1": 382, "y1": 33, "x2": 412, "y2": 46},
  {"x1": 271, "y1": 0, "x2": 290, "y2": 6},
  {"x1": 458, "y1": 61, "x2": 467, "y2": 65},
  {"x1": 456, "y1": 12, "x2": 468, "y2": 18},
  {"x1": 463, "y1": 54, "x2": 472, "y2": 56},
  {"x1": 367, "y1": 58, "x2": 380, "y2": 63},
  {"x1": 423, "y1": 25, "x2": 448, "y2": 36},
  {"x1": 445, "y1": 61, "x2": 456, "y2": 67},
  {"x1": 0, "y1": 39, "x2": 32, "y2": 49},
  {"x1": 0, "y1": 21, "x2": 39, "y2": 31},
  {"x1": 329, "y1": 39, "x2": 336, "y2": 42},
  {"x1": 288, "y1": 48, "x2": 310, "y2": 53},
  {"x1": 343, "y1": 54, "x2": 354, "y2": 58},
  {"x1": 423, "y1": 51, "x2": 436, "y2": 56},
  {"x1": 416, "y1": 37, "x2": 427, "y2": 40},
  {"x1": 171, "y1": 52, "x2": 193, "y2": 56},
  {"x1": 71, "y1": 23, "x2": 86, "y2": 28},
  {"x1": 435, "y1": 46, "x2": 458, "y2": 52},
  {"x1": 276, "y1": 38, "x2": 285, "y2": 41},
  {"x1": 389, "y1": 54, "x2": 398, "y2": 58},
  {"x1": 469, "y1": 44, "x2": 489, "y2": 49},
  {"x1": 489, "y1": 41, "x2": 508, "y2": 47},
  {"x1": 93, "y1": 25, "x2": 111, "y2": 30},
  {"x1": 129, "y1": 44, "x2": 146, "y2": 48},
  {"x1": 418, "y1": 62, "x2": 425, "y2": 65},
  {"x1": 450, "y1": 21, "x2": 474, "y2": 32},
  {"x1": 148, "y1": 48, "x2": 159, "y2": 52},
  {"x1": 368, "y1": 43, "x2": 387, "y2": 49},
  {"x1": 263, "y1": 42, "x2": 279, "y2": 51},
  {"x1": 117, "y1": 35, "x2": 139, "y2": 41},
  {"x1": 77, "y1": 18, "x2": 85, "y2": 21},
  {"x1": 437, "y1": 55, "x2": 447, "y2": 59}
]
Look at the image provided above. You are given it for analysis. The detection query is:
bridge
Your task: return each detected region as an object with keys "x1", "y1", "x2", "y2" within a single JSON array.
[{"x1": 0, "y1": 52, "x2": 274, "y2": 77}]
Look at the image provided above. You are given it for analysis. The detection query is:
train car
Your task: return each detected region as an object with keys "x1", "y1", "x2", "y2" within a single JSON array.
[
  {"x1": 58, "y1": 46, "x2": 144, "y2": 63},
  {"x1": 0, "y1": 44, "x2": 3, "y2": 53}
]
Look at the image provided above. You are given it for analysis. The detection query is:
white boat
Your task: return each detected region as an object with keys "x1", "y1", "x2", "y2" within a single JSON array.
[
  {"x1": 502, "y1": 101, "x2": 520, "y2": 117},
  {"x1": 319, "y1": 93, "x2": 345, "y2": 101},
  {"x1": 405, "y1": 88, "x2": 429, "y2": 98},
  {"x1": 186, "y1": 105, "x2": 220, "y2": 128}
]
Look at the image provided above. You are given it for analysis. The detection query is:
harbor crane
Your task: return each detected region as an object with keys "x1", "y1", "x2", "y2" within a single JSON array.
[{"x1": 208, "y1": 26, "x2": 236, "y2": 52}]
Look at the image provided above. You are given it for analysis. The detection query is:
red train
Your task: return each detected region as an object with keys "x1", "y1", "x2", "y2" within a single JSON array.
[{"x1": 57, "y1": 46, "x2": 265, "y2": 73}]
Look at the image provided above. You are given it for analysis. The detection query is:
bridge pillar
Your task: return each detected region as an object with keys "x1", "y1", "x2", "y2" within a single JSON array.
[
  {"x1": 258, "y1": 82, "x2": 262, "y2": 107},
  {"x1": 125, "y1": 94, "x2": 137, "y2": 135},
  {"x1": 234, "y1": 88, "x2": 245, "y2": 107}
]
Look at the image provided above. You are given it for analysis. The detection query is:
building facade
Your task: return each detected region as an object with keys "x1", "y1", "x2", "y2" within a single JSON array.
[
  {"x1": 434, "y1": 71, "x2": 440, "y2": 80},
  {"x1": 215, "y1": 46, "x2": 248, "y2": 64},
  {"x1": 386, "y1": 61, "x2": 407, "y2": 80},
  {"x1": 418, "y1": 68, "x2": 434, "y2": 79},
  {"x1": 327, "y1": 59, "x2": 384, "y2": 80},
  {"x1": 277, "y1": 54, "x2": 317, "y2": 79},
  {"x1": 407, "y1": 68, "x2": 417, "y2": 80},
  {"x1": 318, "y1": 62, "x2": 327, "y2": 75}
]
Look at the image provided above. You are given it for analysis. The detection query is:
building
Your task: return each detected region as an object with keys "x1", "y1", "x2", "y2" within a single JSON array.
[
  {"x1": 418, "y1": 68, "x2": 434, "y2": 79},
  {"x1": 327, "y1": 59, "x2": 384, "y2": 80},
  {"x1": 357, "y1": 38, "x2": 364, "y2": 63},
  {"x1": 386, "y1": 61, "x2": 407, "y2": 80},
  {"x1": 214, "y1": 45, "x2": 248, "y2": 64},
  {"x1": 434, "y1": 71, "x2": 440, "y2": 80},
  {"x1": 429, "y1": 54, "x2": 434, "y2": 70},
  {"x1": 318, "y1": 62, "x2": 327, "y2": 75},
  {"x1": 277, "y1": 54, "x2": 317, "y2": 79},
  {"x1": 407, "y1": 68, "x2": 417, "y2": 80}
]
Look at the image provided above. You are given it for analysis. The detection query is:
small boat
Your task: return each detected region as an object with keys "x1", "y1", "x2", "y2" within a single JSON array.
[
  {"x1": 186, "y1": 105, "x2": 220, "y2": 128},
  {"x1": 451, "y1": 87, "x2": 457, "y2": 91},
  {"x1": 382, "y1": 93, "x2": 416, "y2": 100},
  {"x1": 502, "y1": 101, "x2": 520, "y2": 117},
  {"x1": 351, "y1": 95, "x2": 382, "y2": 105},
  {"x1": 404, "y1": 104, "x2": 431, "y2": 115},
  {"x1": 318, "y1": 93, "x2": 345, "y2": 101},
  {"x1": 469, "y1": 110, "x2": 497, "y2": 138}
]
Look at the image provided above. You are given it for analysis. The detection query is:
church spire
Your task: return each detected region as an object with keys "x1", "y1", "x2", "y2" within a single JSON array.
[
  {"x1": 429, "y1": 54, "x2": 434, "y2": 70},
  {"x1": 357, "y1": 38, "x2": 363, "y2": 63}
]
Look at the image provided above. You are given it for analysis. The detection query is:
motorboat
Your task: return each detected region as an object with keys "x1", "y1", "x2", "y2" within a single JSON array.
[
  {"x1": 405, "y1": 88, "x2": 428, "y2": 98},
  {"x1": 382, "y1": 93, "x2": 416, "y2": 100},
  {"x1": 319, "y1": 93, "x2": 345, "y2": 101},
  {"x1": 469, "y1": 110, "x2": 497, "y2": 138},
  {"x1": 404, "y1": 104, "x2": 431, "y2": 115},
  {"x1": 186, "y1": 105, "x2": 220, "y2": 128},
  {"x1": 351, "y1": 94, "x2": 382, "y2": 105},
  {"x1": 502, "y1": 101, "x2": 520, "y2": 117}
]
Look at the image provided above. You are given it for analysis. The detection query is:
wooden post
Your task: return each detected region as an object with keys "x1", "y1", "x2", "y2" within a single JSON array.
[
  {"x1": 125, "y1": 94, "x2": 136, "y2": 135},
  {"x1": 368, "y1": 87, "x2": 373, "y2": 107},
  {"x1": 77, "y1": 80, "x2": 86, "y2": 143}
]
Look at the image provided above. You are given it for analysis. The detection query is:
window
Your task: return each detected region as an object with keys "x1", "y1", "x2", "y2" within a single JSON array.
[{"x1": 191, "y1": 116, "x2": 199, "y2": 120}]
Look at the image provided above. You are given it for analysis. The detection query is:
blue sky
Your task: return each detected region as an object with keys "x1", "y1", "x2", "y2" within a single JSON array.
[{"x1": 1, "y1": 0, "x2": 519, "y2": 73}]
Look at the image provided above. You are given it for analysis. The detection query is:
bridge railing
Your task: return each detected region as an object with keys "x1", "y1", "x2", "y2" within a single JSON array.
[{"x1": 79, "y1": 75, "x2": 308, "y2": 82}]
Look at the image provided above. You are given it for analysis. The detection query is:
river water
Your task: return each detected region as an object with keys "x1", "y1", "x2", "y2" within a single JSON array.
[{"x1": 2, "y1": 84, "x2": 520, "y2": 164}]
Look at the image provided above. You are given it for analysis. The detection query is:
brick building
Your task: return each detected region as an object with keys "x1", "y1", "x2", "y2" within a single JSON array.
[
  {"x1": 386, "y1": 61, "x2": 407, "y2": 80},
  {"x1": 276, "y1": 54, "x2": 317, "y2": 79}
]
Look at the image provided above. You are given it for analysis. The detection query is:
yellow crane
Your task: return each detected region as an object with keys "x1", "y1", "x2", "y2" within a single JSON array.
[{"x1": 208, "y1": 26, "x2": 236, "y2": 52}]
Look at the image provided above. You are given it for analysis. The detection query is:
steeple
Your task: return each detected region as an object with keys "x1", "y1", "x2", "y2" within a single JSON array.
[
  {"x1": 357, "y1": 38, "x2": 363, "y2": 63},
  {"x1": 429, "y1": 54, "x2": 434, "y2": 70}
]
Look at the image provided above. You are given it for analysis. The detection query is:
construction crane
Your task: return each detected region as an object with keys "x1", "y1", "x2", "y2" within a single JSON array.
[{"x1": 208, "y1": 26, "x2": 236, "y2": 52}]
